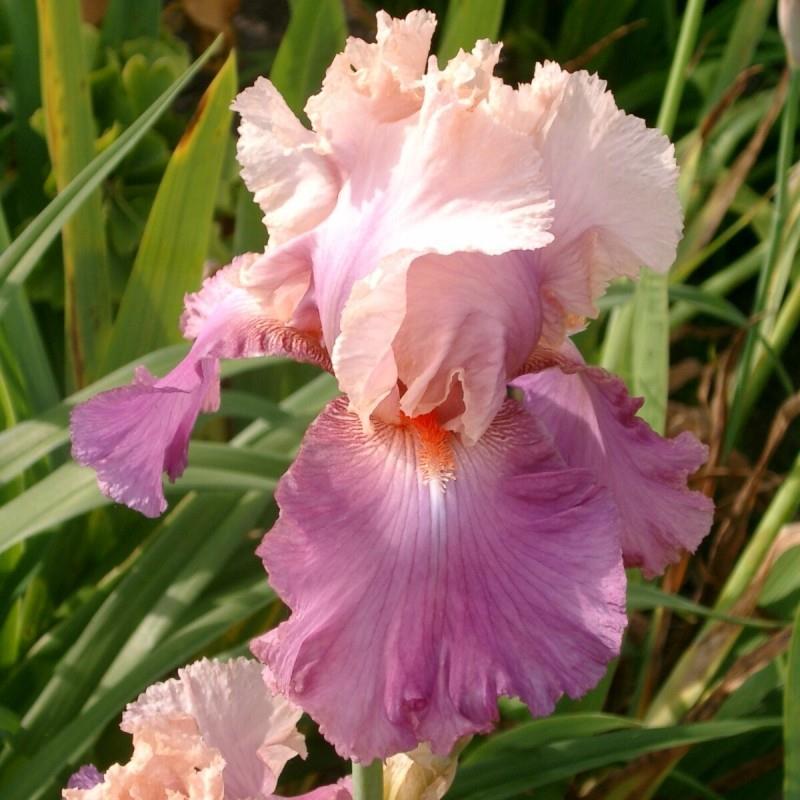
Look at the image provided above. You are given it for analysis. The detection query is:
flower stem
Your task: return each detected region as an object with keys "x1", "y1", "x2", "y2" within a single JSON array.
[{"x1": 352, "y1": 759, "x2": 383, "y2": 800}]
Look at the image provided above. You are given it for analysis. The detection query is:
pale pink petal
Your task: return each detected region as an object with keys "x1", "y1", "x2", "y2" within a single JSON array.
[
  {"x1": 63, "y1": 716, "x2": 226, "y2": 800},
  {"x1": 295, "y1": 779, "x2": 352, "y2": 800},
  {"x1": 311, "y1": 76, "x2": 553, "y2": 352},
  {"x1": 122, "y1": 658, "x2": 305, "y2": 799},
  {"x1": 513, "y1": 343, "x2": 713, "y2": 576},
  {"x1": 254, "y1": 396, "x2": 625, "y2": 762},
  {"x1": 233, "y1": 78, "x2": 341, "y2": 245},
  {"x1": 71, "y1": 254, "x2": 329, "y2": 517},
  {"x1": 427, "y1": 39, "x2": 502, "y2": 107},
  {"x1": 306, "y1": 10, "x2": 437, "y2": 167},
  {"x1": 494, "y1": 63, "x2": 681, "y2": 338},
  {"x1": 334, "y1": 250, "x2": 543, "y2": 443}
]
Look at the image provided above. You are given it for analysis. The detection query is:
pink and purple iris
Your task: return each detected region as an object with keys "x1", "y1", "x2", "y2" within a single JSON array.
[{"x1": 71, "y1": 10, "x2": 713, "y2": 765}]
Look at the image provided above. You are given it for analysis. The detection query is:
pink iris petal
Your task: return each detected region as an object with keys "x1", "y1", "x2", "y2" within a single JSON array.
[
  {"x1": 233, "y1": 78, "x2": 341, "y2": 246},
  {"x1": 254, "y1": 396, "x2": 626, "y2": 762},
  {"x1": 336, "y1": 250, "x2": 543, "y2": 442},
  {"x1": 306, "y1": 10, "x2": 437, "y2": 167},
  {"x1": 312, "y1": 71, "x2": 553, "y2": 353},
  {"x1": 513, "y1": 344, "x2": 713, "y2": 577},
  {"x1": 512, "y1": 63, "x2": 681, "y2": 338},
  {"x1": 122, "y1": 658, "x2": 306, "y2": 799},
  {"x1": 70, "y1": 254, "x2": 330, "y2": 517}
]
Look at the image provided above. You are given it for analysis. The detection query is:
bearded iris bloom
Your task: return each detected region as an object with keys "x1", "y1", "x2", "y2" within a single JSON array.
[
  {"x1": 62, "y1": 659, "x2": 350, "y2": 799},
  {"x1": 71, "y1": 10, "x2": 713, "y2": 764}
]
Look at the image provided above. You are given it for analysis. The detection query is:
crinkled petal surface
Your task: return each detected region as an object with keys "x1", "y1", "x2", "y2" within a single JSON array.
[
  {"x1": 71, "y1": 253, "x2": 329, "y2": 517},
  {"x1": 495, "y1": 63, "x2": 681, "y2": 337},
  {"x1": 513, "y1": 345, "x2": 713, "y2": 576},
  {"x1": 254, "y1": 396, "x2": 626, "y2": 762},
  {"x1": 233, "y1": 78, "x2": 341, "y2": 245},
  {"x1": 122, "y1": 658, "x2": 305, "y2": 800},
  {"x1": 306, "y1": 10, "x2": 437, "y2": 166},
  {"x1": 63, "y1": 716, "x2": 226, "y2": 800}
]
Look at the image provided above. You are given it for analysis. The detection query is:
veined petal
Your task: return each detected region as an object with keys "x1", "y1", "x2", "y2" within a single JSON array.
[
  {"x1": 497, "y1": 63, "x2": 681, "y2": 338},
  {"x1": 254, "y1": 396, "x2": 625, "y2": 762},
  {"x1": 334, "y1": 250, "x2": 543, "y2": 443},
  {"x1": 233, "y1": 78, "x2": 341, "y2": 245},
  {"x1": 71, "y1": 254, "x2": 329, "y2": 517},
  {"x1": 513, "y1": 343, "x2": 713, "y2": 576},
  {"x1": 122, "y1": 658, "x2": 305, "y2": 799}
]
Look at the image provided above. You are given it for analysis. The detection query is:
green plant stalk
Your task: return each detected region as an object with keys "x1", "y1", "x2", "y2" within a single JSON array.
[
  {"x1": 725, "y1": 66, "x2": 800, "y2": 453},
  {"x1": 37, "y1": 0, "x2": 111, "y2": 389},
  {"x1": 353, "y1": 760, "x2": 383, "y2": 800},
  {"x1": 631, "y1": 0, "x2": 706, "y2": 433},
  {"x1": 646, "y1": 449, "x2": 800, "y2": 726},
  {"x1": 786, "y1": 605, "x2": 800, "y2": 798},
  {"x1": 743, "y1": 264, "x2": 800, "y2": 413}
]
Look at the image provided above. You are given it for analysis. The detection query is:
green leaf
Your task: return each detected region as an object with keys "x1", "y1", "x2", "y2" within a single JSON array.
[
  {"x1": 88, "y1": 490, "x2": 271, "y2": 702},
  {"x1": 36, "y1": 0, "x2": 111, "y2": 387},
  {"x1": 447, "y1": 718, "x2": 782, "y2": 800},
  {"x1": 786, "y1": 606, "x2": 800, "y2": 798},
  {"x1": 102, "y1": 0, "x2": 161, "y2": 47},
  {"x1": 2, "y1": 0, "x2": 48, "y2": 218},
  {"x1": 1, "y1": 580, "x2": 274, "y2": 800},
  {"x1": 465, "y1": 713, "x2": 640, "y2": 764},
  {"x1": 269, "y1": 0, "x2": 346, "y2": 117},
  {"x1": 103, "y1": 51, "x2": 238, "y2": 370},
  {"x1": 437, "y1": 0, "x2": 506, "y2": 62},
  {"x1": 627, "y1": 582, "x2": 785, "y2": 629},
  {"x1": 0, "y1": 36, "x2": 224, "y2": 303}
]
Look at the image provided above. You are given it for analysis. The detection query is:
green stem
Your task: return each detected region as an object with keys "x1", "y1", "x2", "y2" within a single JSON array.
[
  {"x1": 352, "y1": 760, "x2": 383, "y2": 800},
  {"x1": 725, "y1": 66, "x2": 800, "y2": 453},
  {"x1": 603, "y1": 0, "x2": 705, "y2": 402}
]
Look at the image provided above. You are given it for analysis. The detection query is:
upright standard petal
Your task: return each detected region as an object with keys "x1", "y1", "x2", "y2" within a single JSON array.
[
  {"x1": 514, "y1": 344, "x2": 713, "y2": 576},
  {"x1": 493, "y1": 62, "x2": 682, "y2": 340},
  {"x1": 306, "y1": 10, "x2": 437, "y2": 166},
  {"x1": 233, "y1": 78, "x2": 341, "y2": 245},
  {"x1": 71, "y1": 252, "x2": 330, "y2": 517},
  {"x1": 122, "y1": 658, "x2": 306, "y2": 800},
  {"x1": 254, "y1": 396, "x2": 625, "y2": 762}
]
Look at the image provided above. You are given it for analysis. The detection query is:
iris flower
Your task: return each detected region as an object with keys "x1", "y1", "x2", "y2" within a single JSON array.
[
  {"x1": 62, "y1": 659, "x2": 349, "y2": 799},
  {"x1": 71, "y1": 10, "x2": 713, "y2": 764}
]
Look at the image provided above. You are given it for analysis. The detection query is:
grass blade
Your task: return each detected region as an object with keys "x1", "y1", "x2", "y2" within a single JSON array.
[
  {"x1": 786, "y1": 605, "x2": 800, "y2": 798},
  {"x1": 448, "y1": 718, "x2": 781, "y2": 800},
  {"x1": 36, "y1": 0, "x2": 111, "y2": 388},
  {"x1": 630, "y1": 0, "x2": 706, "y2": 433},
  {"x1": 269, "y1": 0, "x2": 346, "y2": 116},
  {"x1": 437, "y1": 0, "x2": 506, "y2": 62},
  {"x1": 103, "y1": 51, "x2": 237, "y2": 370},
  {"x1": 0, "y1": 36, "x2": 224, "y2": 304}
]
